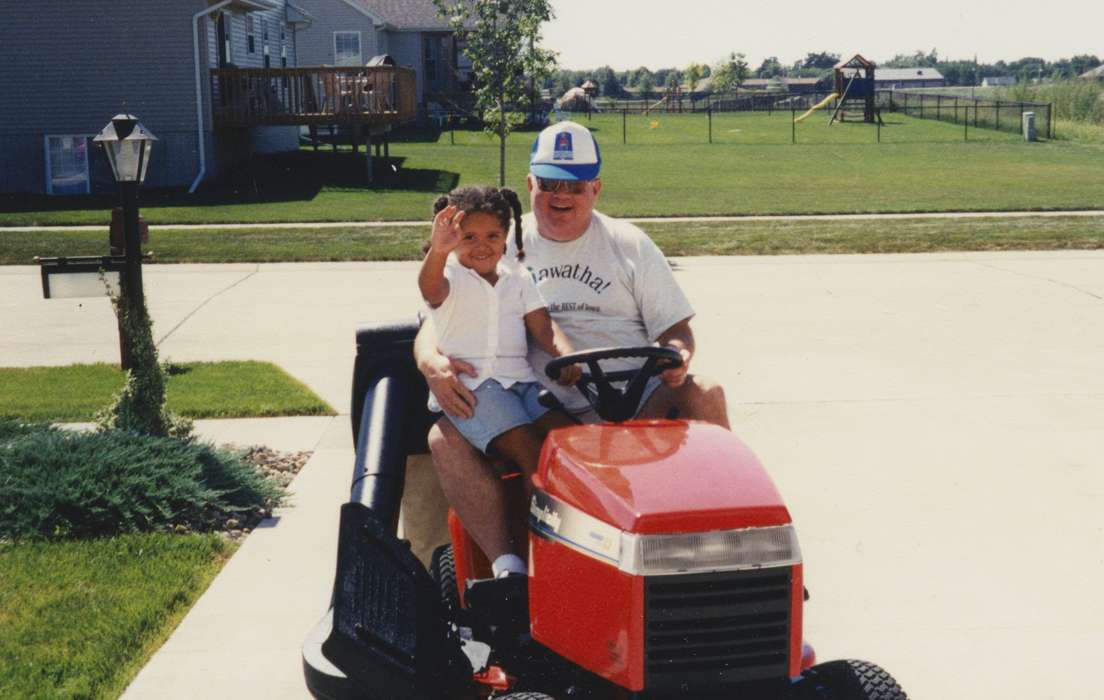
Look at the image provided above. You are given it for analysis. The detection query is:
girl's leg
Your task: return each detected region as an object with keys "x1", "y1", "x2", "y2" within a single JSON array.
[{"x1": 488, "y1": 423, "x2": 545, "y2": 492}]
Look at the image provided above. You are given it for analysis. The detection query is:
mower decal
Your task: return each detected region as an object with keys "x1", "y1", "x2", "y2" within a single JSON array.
[{"x1": 529, "y1": 491, "x2": 622, "y2": 566}]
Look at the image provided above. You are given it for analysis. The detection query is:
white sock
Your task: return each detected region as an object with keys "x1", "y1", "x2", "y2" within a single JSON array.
[{"x1": 491, "y1": 554, "x2": 527, "y2": 577}]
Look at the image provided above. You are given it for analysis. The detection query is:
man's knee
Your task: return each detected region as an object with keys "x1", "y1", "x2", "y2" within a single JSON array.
[
  {"x1": 648, "y1": 374, "x2": 729, "y2": 427},
  {"x1": 686, "y1": 375, "x2": 729, "y2": 427}
]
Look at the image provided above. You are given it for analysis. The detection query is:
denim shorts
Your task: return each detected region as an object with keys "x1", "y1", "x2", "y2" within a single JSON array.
[{"x1": 445, "y1": 379, "x2": 550, "y2": 454}]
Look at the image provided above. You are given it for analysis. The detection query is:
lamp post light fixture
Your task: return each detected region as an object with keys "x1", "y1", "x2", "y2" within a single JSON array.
[{"x1": 93, "y1": 113, "x2": 157, "y2": 369}]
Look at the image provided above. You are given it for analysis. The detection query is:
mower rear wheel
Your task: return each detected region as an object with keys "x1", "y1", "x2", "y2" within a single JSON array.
[
  {"x1": 791, "y1": 659, "x2": 908, "y2": 700},
  {"x1": 430, "y1": 543, "x2": 459, "y2": 610}
]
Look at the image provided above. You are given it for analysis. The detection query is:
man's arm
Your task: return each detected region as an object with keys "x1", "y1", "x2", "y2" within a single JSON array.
[
  {"x1": 656, "y1": 316, "x2": 695, "y2": 387},
  {"x1": 414, "y1": 321, "x2": 477, "y2": 418}
]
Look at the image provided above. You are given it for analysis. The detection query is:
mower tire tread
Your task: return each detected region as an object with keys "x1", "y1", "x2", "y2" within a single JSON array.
[
  {"x1": 430, "y1": 543, "x2": 459, "y2": 610},
  {"x1": 797, "y1": 658, "x2": 908, "y2": 700},
  {"x1": 496, "y1": 693, "x2": 556, "y2": 700}
]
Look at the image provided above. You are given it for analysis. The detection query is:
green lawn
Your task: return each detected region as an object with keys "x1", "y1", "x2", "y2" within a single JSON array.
[
  {"x1": 0, "y1": 361, "x2": 334, "y2": 423},
  {"x1": 2, "y1": 215, "x2": 1101, "y2": 265},
  {"x1": 0, "y1": 533, "x2": 231, "y2": 700},
  {"x1": 2, "y1": 112, "x2": 1102, "y2": 226}
]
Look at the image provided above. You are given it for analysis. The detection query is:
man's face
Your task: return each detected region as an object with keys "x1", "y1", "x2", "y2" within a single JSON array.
[{"x1": 527, "y1": 175, "x2": 602, "y2": 242}]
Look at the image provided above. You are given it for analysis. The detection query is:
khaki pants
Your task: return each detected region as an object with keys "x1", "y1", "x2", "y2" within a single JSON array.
[{"x1": 399, "y1": 453, "x2": 450, "y2": 569}]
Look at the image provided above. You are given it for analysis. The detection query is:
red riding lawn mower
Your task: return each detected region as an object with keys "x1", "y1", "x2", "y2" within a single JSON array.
[{"x1": 302, "y1": 321, "x2": 908, "y2": 699}]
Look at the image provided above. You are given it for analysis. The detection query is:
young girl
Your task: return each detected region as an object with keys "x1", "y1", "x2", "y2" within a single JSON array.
[{"x1": 418, "y1": 186, "x2": 579, "y2": 576}]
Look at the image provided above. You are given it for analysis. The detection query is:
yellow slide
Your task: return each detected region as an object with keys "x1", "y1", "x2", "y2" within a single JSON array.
[{"x1": 793, "y1": 93, "x2": 839, "y2": 123}]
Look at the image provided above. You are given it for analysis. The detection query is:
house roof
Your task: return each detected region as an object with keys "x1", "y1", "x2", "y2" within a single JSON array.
[
  {"x1": 876, "y1": 67, "x2": 944, "y2": 81},
  {"x1": 349, "y1": 0, "x2": 452, "y2": 30},
  {"x1": 1081, "y1": 65, "x2": 1104, "y2": 78}
]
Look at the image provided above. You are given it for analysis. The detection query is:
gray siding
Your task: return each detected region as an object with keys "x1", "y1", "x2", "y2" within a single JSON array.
[
  {"x1": 0, "y1": 1, "x2": 300, "y2": 193},
  {"x1": 386, "y1": 31, "x2": 425, "y2": 106},
  {"x1": 293, "y1": 0, "x2": 383, "y2": 66}
]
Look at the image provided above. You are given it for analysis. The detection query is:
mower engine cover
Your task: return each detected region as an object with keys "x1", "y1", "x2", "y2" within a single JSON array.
[{"x1": 528, "y1": 420, "x2": 805, "y2": 694}]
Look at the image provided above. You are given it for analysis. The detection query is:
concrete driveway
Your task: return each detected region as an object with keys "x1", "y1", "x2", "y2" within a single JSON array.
[{"x1": 2, "y1": 250, "x2": 1101, "y2": 699}]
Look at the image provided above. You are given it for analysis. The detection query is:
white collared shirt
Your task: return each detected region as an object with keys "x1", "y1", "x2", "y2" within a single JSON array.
[{"x1": 426, "y1": 256, "x2": 547, "y2": 396}]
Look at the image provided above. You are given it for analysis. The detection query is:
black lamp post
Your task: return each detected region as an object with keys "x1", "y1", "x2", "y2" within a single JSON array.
[{"x1": 94, "y1": 113, "x2": 157, "y2": 369}]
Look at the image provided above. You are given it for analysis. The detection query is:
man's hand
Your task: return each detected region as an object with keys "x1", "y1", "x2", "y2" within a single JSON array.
[
  {"x1": 423, "y1": 351, "x2": 478, "y2": 419},
  {"x1": 661, "y1": 346, "x2": 692, "y2": 387}
]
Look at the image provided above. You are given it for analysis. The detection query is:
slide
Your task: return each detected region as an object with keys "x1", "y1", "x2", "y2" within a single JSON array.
[{"x1": 793, "y1": 93, "x2": 839, "y2": 123}]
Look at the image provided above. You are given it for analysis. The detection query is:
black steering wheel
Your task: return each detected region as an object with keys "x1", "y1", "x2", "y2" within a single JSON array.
[{"x1": 545, "y1": 346, "x2": 683, "y2": 422}]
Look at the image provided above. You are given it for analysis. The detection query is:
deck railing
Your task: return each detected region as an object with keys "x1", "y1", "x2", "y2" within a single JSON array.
[{"x1": 210, "y1": 66, "x2": 417, "y2": 128}]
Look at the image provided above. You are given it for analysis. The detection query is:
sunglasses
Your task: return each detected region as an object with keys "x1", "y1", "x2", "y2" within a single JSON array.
[{"x1": 535, "y1": 177, "x2": 592, "y2": 194}]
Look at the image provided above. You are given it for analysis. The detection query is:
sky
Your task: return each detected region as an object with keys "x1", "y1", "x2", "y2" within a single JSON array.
[{"x1": 541, "y1": 0, "x2": 1104, "y2": 71}]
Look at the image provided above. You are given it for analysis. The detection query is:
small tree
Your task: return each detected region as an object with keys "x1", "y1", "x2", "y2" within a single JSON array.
[
  {"x1": 435, "y1": 0, "x2": 557, "y2": 186},
  {"x1": 685, "y1": 62, "x2": 705, "y2": 94},
  {"x1": 637, "y1": 71, "x2": 655, "y2": 101},
  {"x1": 711, "y1": 52, "x2": 749, "y2": 95}
]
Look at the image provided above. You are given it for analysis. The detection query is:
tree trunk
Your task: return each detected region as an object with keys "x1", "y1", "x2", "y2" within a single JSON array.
[{"x1": 498, "y1": 97, "x2": 506, "y2": 186}]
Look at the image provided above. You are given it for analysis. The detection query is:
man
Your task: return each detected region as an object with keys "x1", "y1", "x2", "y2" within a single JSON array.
[{"x1": 413, "y1": 121, "x2": 728, "y2": 576}]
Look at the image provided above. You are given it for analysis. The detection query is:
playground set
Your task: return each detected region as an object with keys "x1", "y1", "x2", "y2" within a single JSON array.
[{"x1": 794, "y1": 54, "x2": 882, "y2": 125}]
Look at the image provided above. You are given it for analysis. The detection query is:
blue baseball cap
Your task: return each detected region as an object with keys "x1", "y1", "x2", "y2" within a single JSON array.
[{"x1": 529, "y1": 121, "x2": 602, "y2": 181}]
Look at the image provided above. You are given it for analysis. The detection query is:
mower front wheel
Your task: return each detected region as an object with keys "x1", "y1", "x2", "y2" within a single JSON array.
[
  {"x1": 430, "y1": 543, "x2": 460, "y2": 610},
  {"x1": 790, "y1": 659, "x2": 908, "y2": 700}
]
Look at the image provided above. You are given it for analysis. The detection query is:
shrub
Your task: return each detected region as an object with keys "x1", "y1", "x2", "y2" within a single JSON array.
[
  {"x1": 0, "y1": 429, "x2": 285, "y2": 540},
  {"x1": 0, "y1": 418, "x2": 56, "y2": 442}
]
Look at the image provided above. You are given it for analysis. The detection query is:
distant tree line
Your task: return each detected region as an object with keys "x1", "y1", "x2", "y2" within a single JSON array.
[{"x1": 544, "y1": 51, "x2": 1103, "y2": 98}]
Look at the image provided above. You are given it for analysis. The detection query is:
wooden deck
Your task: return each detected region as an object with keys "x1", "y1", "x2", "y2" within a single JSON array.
[{"x1": 210, "y1": 66, "x2": 417, "y2": 128}]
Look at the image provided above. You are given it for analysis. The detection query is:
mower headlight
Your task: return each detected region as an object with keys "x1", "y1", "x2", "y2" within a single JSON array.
[{"x1": 621, "y1": 525, "x2": 801, "y2": 576}]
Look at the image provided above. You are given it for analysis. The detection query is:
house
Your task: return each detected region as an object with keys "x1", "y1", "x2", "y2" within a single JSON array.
[
  {"x1": 291, "y1": 0, "x2": 471, "y2": 112},
  {"x1": 0, "y1": 0, "x2": 416, "y2": 196},
  {"x1": 981, "y1": 76, "x2": 1016, "y2": 87},
  {"x1": 873, "y1": 67, "x2": 946, "y2": 90}
]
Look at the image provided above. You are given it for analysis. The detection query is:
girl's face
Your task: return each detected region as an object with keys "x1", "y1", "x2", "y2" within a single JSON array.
[{"x1": 456, "y1": 211, "x2": 507, "y2": 279}]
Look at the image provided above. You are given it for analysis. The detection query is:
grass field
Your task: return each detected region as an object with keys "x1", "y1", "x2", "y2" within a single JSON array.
[
  {"x1": 0, "y1": 533, "x2": 231, "y2": 700},
  {"x1": 0, "y1": 361, "x2": 335, "y2": 423},
  {"x1": 3, "y1": 215, "x2": 1101, "y2": 265},
  {"x1": 2, "y1": 112, "x2": 1102, "y2": 226}
]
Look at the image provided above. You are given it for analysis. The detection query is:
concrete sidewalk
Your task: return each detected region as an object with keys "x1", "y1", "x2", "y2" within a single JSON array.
[
  {"x1": 2, "y1": 252, "x2": 1103, "y2": 699},
  {"x1": 3, "y1": 208, "x2": 1103, "y2": 232},
  {"x1": 118, "y1": 415, "x2": 354, "y2": 700}
]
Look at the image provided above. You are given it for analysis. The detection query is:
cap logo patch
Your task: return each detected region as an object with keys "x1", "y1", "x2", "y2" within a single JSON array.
[{"x1": 553, "y1": 132, "x2": 573, "y2": 160}]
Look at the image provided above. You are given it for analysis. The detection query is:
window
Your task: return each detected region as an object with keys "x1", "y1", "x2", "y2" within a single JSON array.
[
  {"x1": 424, "y1": 38, "x2": 437, "y2": 81},
  {"x1": 44, "y1": 135, "x2": 91, "y2": 195},
  {"x1": 281, "y1": 44, "x2": 287, "y2": 68},
  {"x1": 334, "y1": 31, "x2": 361, "y2": 66},
  {"x1": 246, "y1": 15, "x2": 255, "y2": 53}
]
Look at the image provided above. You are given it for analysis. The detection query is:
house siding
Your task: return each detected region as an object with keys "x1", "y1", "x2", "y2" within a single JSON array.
[
  {"x1": 386, "y1": 31, "x2": 425, "y2": 106},
  {"x1": 0, "y1": 1, "x2": 299, "y2": 194},
  {"x1": 292, "y1": 0, "x2": 383, "y2": 66}
]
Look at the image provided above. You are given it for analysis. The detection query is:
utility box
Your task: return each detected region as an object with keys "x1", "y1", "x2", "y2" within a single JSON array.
[{"x1": 1022, "y1": 112, "x2": 1036, "y2": 142}]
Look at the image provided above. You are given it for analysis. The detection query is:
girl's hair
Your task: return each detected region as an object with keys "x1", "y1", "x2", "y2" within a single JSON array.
[{"x1": 428, "y1": 185, "x2": 526, "y2": 260}]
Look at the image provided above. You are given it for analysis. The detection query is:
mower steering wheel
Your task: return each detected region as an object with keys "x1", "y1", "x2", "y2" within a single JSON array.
[{"x1": 545, "y1": 346, "x2": 683, "y2": 422}]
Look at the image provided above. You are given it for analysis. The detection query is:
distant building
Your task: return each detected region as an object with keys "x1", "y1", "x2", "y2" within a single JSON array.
[
  {"x1": 781, "y1": 78, "x2": 822, "y2": 94},
  {"x1": 1080, "y1": 65, "x2": 1104, "y2": 80},
  {"x1": 294, "y1": 0, "x2": 471, "y2": 109},
  {"x1": 982, "y1": 76, "x2": 1016, "y2": 87},
  {"x1": 872, "y1": 67, "x2": 946, "y2": 89}
]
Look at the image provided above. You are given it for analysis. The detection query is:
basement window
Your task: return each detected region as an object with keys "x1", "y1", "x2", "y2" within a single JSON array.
[{"x1": 44, "y1": 135, "x2": 91, "y2": 195}]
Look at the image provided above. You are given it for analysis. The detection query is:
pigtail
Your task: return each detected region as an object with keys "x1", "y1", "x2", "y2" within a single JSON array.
[
  {"x1": 501, "y1": 188, "x2": 525, "y2": 261},
  {"x1": 431, "y1": 194, "x2": 450, "y2": 216}
]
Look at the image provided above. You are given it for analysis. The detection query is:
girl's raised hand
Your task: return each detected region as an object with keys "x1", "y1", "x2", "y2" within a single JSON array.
[{"x1": 430, "y1": 205, "x2": 465, "y2": 254}]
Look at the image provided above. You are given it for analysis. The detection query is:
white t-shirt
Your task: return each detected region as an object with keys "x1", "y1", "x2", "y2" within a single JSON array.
[
  {"x1": 425, "y1": 256, "x2": 547, "y2": 410},
  {"x1": 508, "y1": 211, "x2": 694, "y2": 412}
]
